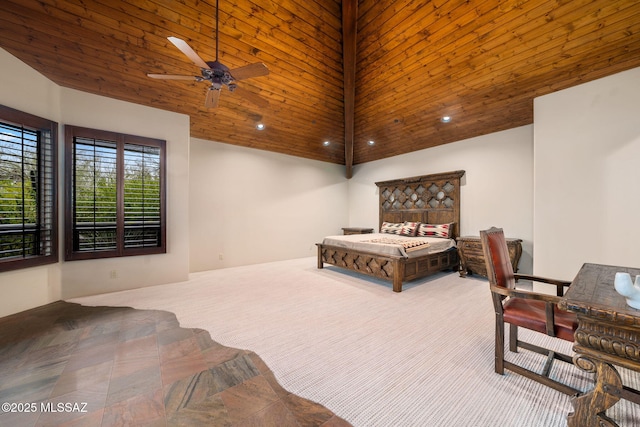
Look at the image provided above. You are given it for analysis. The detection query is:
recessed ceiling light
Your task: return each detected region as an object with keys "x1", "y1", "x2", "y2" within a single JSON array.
[
  {"x1": 441, "y1": 116, "x2": 451, "y2": 123},
  {"x1": 256, "y1": 123, "x2": 265, "y2": 130},
  {"x1": 368, "y1": 140, "x2": 375, "y2": 146},
  {"x1": 323, "y1": 141, "x2": 330, "y2": 146}
]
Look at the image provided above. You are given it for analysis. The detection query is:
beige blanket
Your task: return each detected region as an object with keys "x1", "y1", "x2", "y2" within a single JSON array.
[
  {"x1": 321, "y1": 233, "x2": 455, "y2": 258},
  {"x1": 363, "y1": 237, "x2": 430, "y2": 252}
]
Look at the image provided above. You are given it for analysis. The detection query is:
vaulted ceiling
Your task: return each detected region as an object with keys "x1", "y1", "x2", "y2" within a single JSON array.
[{"x1": 2, "y1": 0, "x2": 640, "y2": 174}]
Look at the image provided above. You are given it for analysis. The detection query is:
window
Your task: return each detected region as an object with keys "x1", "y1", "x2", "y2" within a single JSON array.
[
  {"x1": 65, "y1": 126, "x2": 166, "y2": 260},
  {"x1": 0, "y1": 105, "x2": 58, "y2": 272}
]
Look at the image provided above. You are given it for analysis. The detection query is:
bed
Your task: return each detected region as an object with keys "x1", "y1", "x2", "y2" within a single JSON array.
[{"x1": 316, "y1": 170, "x2": 465, "y2": 292}]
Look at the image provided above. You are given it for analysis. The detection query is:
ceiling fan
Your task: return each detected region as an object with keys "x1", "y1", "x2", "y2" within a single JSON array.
[{"x1": 147, "y1": 0, "x2": 269, "y2": 109}]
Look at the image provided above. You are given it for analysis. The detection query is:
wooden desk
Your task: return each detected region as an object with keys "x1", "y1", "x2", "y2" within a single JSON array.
[{"x1": 560, "y1": 263, "x2": 640, "y2": 427}]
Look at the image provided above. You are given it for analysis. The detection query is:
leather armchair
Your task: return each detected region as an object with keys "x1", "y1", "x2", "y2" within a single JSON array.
[{"x1": 480, "y1": 227, "x2": 580, "y2": 395}]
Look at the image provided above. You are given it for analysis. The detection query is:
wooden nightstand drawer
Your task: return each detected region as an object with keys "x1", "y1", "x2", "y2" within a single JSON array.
[{"x1": 456, "y1": 236, "x2": 522, "y2": 278}]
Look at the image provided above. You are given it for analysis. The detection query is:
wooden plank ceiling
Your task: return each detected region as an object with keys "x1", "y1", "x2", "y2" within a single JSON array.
[{"x1": 1, "y1": 0, "x2": 640, "y2": 173}]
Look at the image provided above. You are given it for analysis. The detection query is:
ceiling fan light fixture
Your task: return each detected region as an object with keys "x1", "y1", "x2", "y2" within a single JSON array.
[
  {"x1": 441, "y1": 116, "x2": 452, "y2": 123},
  {"x1": 146, "y1": 0, "x2": 269, "y2": 108},
  {"x1": 256, "y1": 123, "x2": 265, "y2": 130}
]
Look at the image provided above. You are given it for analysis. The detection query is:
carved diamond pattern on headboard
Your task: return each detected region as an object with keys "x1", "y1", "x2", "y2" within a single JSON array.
[
  {"x1": 375, "y1": 170, "x2": 465, "y2": 239},
  {"x1": 379, "y1": 180, "x2": 457, "y2": 211}
]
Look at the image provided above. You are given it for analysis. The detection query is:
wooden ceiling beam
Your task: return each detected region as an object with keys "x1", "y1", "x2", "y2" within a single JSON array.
[{"x1": 343, "y1": 0, "x2": 358, "y2": 178}]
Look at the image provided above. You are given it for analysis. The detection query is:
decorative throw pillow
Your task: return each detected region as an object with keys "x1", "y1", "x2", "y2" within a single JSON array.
[
  {"x1": 380, "y1": 222, "x2": 403, "y2": 235},
  {"x1": 416, "y1": 223, "x2": 453, "y2": 238},
  {"x1": 400, "y1": 221, "x2": 420, "y2": 236}
]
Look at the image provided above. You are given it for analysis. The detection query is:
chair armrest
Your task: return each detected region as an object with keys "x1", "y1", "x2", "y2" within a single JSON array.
[
  {"x1": 490, "y1": 284, "x2": 563, "y2": 305},
  {"x1": 514, "y1": 273, "x2": 570, "y2": 286},
  {"x1": 514, "y1": 273, "x2": 571, "y2": 297}
]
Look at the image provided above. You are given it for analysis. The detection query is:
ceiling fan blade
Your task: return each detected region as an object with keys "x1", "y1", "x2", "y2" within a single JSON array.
[
  {"x1": 147, "y1": 73, "x2": 198, "y2": 80},
  {"x1": 234, "y1": 86, "x2": 269, "y2": 108},
  {"x1": 205, "y1": 87, "x2": 221, "y2": 108},
  {"x1": 230, "y1": 63, "x2": 269, "y2": 81},
  {"x1": 167, "y1": 36, "x2": 211, "y2": 70}
]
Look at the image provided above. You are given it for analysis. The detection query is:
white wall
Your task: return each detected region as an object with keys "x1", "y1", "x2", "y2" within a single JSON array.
[
  {"x1": 0, "y1": 48, "x2": 191, "y2": 314},
  {"x1": 348, "y1": 125, "x2": 535, "y2": 273},
  {"x1": 59, "y1": 88, "x2": 191, "y2": 298},
  {"x1": 534, "y1": 67, "x2": 640, "y2": 280},
  {"x1": 189, "y1": 138, "x2": 348, "y2": 271},
  {"x1": 0, "y1": 48, "x2": 63, "y2": 316}
]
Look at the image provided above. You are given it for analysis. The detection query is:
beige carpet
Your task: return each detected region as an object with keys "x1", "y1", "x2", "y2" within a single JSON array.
[{"x1": 70, "y1": 257, "x2": 640, "y2": 426}]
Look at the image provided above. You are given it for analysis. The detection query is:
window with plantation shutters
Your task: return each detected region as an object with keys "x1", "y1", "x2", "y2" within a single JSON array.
[
  {"x1": 124, "y1": 143, "x2": 162, "y2": 250},
  {"x1": 0, "y1": 105, "x2": 58, "y2": 272},
  {"x1": 65, "y1": 126, "x2": 165, "y2": 260}
]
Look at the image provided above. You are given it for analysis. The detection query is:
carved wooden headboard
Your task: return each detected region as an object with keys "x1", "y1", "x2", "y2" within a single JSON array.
[{"x1": 375, "y1": 170, "x2": 465, "y2": 239}]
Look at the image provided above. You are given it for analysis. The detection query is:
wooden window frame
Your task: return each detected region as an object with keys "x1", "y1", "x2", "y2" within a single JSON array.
[
  {"x1": 0, "y1": 105, "x2": 58, "y2": 272},
  {"x1": 64, "y1": 125, "x2": 166, "y2": 261}
]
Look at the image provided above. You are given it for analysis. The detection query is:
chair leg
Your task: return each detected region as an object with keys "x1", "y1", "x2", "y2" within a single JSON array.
[
  {"x1": 500, "y1": 329, "x2": 582, "y2": 396},
  {"x1": 509, "y1": 324, "x2": 518, "y2": 353},
  {"x1": 495, "y1": 314, "x2": 505, "y2": 375}
]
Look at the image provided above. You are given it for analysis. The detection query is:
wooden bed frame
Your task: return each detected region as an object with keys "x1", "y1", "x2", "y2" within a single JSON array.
[{"x1": 316, "y1": 170, "x2": 465, "y2": 292}]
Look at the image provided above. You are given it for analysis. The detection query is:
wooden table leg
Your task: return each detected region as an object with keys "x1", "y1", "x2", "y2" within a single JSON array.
[{"x1": 568, "y1": 355, "x2": 622, "y2": 427}]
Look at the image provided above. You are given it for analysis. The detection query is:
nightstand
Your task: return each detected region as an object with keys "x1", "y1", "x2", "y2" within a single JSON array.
[
  {"x1": 342, "y1": 227, "x2": 374, "y2": 235},
  {"x1": 457, "y1": 236, "x2": 522, "y2": 278}
]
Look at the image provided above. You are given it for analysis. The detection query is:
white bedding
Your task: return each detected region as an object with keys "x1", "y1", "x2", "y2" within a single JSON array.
[{"x1": 321, "y1": 233, "x2": 456, "y2": 258}]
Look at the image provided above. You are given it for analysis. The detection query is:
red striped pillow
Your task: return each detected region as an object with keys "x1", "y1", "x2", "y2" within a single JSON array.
[
  {"x1": 416, "y1": 223, "x2": 453, "y2": 238},
  {"x1": 400, "y1": 222, "x2": 420, "y2": 236}
]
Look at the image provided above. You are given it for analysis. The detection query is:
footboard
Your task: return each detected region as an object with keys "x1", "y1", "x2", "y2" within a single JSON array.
[
  {"x1": 317, "y1": 243, "x2": 457, "y2": 292},
  {"x1": 317, "y1": 243, "x2": 405, "y2": 291}
]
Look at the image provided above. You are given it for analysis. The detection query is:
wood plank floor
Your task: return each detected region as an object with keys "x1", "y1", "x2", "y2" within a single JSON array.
[{"x1": 0, "y1": 301, "x2": 350, "y2": 426}]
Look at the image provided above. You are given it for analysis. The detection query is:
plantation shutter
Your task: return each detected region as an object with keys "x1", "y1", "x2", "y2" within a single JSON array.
[
  {"x1": 0, "y1": 107, "x2": 57, "y2": 272},
  {"x1": 0, "y1": 123, "x2": 39, "y2": 258},
  {"x1": 72, "y1": 137, "x2": 118, "y2": 253},
  {"x1": 41, "y1": 127, "x2": 56, "y2": 258},
  {"x1": 123, "y1": 143, "x2": 161, "y2": 249}
]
